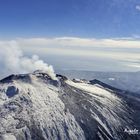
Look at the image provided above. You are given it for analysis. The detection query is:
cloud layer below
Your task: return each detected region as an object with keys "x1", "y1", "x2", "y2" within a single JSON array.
[
  {"x1": 0, "y1": 37, "x2": 140, "y2": 76},
  {"x1": 17, "y1": 37, "x2": 140, "y2": 48}
]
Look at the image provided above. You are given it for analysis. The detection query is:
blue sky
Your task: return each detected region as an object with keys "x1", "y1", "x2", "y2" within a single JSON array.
[
  {"x1": 0, "y1": 0, "x2": 140, "y2": 74},
  {"x1": 0, "y1": 0, "x2": 140, "y2": 38}
]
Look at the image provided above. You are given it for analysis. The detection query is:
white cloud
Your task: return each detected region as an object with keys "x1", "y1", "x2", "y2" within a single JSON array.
[
  {"x1": 15, "y1": 37, "x2": 140, "y2": 63},
  {"x1": 17, "y1": 37, "x2": 140, "y2": 49},
  {"x1": 136, "y1": 5, "x2": 140, "y2": 11},
  {"x1": 1, "y1": 37, "x2": 140, "y2": 59},
  {"x1": 126, "y1": 63, "x2": 140, "y2": 68}
]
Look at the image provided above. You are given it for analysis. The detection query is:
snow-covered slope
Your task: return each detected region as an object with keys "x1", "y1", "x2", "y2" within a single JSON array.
[
  {"x1": 57, "y1": 70, "x2": 140, "y2": 94},
  {"x1": 0, "y1": 71, "x2": 140, "y2": 140}
]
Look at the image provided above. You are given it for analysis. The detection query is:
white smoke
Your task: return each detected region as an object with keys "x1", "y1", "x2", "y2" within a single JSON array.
[{"x1": 0, "y1": 40, "x2": 57, "y2": 80}]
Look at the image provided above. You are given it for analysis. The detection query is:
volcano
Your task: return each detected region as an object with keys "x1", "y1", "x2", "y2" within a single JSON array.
[{"x1": 0, "y1": 71, "x2": 140, "y2": 140}]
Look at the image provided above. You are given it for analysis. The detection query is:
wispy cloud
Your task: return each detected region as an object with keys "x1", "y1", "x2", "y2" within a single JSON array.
[
  {"x1": 136, "y1": 5, "x2": 140, "y2": 11},
  {"x1": 126, "y1": 63, "x2": 140, "y2": 68},
  {"x1": 17, "y1": 37, "x2": 140, "y2": 49}
]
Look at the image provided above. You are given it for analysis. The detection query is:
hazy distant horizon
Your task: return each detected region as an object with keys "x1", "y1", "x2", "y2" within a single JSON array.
[{"x1": 0, "y1": 68, "x2": 139, "y2": 80}]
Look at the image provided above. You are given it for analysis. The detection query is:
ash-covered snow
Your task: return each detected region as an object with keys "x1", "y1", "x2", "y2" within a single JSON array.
[{"x1": 0, "y1": 72, "x2": 140, "y2": 140}]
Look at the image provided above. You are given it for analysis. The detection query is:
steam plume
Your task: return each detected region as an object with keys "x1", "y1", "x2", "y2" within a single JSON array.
[{"x1": 0, "y1": 41, "x2": 57, "y2": 80}]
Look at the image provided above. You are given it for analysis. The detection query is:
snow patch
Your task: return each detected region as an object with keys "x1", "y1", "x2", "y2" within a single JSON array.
[
  {"x1": 66, "y1": 80, "x2": 117, "y2": 100},
  {"x1": 0, "y1": 134, "x2": 16, "y2": 140}
]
